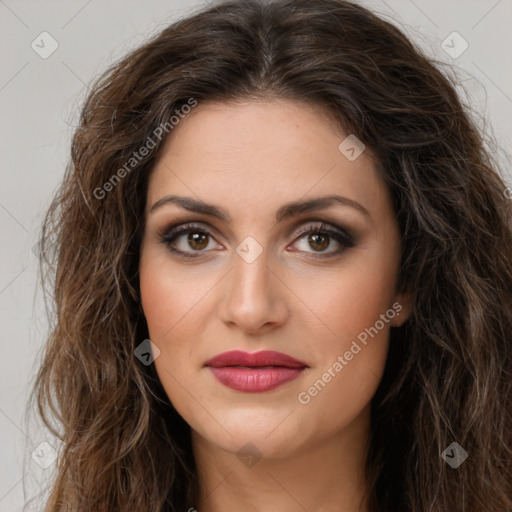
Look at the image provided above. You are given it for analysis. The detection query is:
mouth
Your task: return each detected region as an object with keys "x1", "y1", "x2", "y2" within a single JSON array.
[{"x1": 204, "y1": 350, "x2": 308, "y2": 392}]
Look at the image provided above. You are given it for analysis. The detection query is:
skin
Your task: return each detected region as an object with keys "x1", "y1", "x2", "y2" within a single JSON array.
[{"x1": 139, "y1": 98, "x2": 412, "y2": 512}]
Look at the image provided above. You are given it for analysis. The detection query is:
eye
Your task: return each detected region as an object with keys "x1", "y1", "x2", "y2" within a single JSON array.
[
  {"x1": 158, "y1": 221, "x2": 355, "y2": 260},
  {"x1": 159, "y1": 223, "x2": 221, "y2": 259},
  {"x1": 289, "y1": 222, "x2": 355, "y2": 258}
]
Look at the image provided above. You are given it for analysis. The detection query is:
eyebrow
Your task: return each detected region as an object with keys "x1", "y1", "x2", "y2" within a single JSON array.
[{"x1": 149, "y1": 194, "x2": 371, "y2": 223}]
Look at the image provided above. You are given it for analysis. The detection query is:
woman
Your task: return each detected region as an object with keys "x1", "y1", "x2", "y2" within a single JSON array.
[{"x1": 28, "y1": 0, "x2": 512, "y2": 510}]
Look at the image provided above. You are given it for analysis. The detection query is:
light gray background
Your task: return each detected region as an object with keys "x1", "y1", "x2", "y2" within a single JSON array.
[{"x1": 1, "y1": 0, "x2": 511, "y2": 510}]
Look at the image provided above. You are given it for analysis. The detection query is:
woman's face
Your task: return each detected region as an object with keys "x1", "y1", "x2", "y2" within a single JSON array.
[{"x1": 139, "y1": 99, "x2": 411, "y2": 460}]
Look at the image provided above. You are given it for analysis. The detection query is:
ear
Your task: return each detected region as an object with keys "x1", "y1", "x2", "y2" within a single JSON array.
[{"x1": 389, "y1": 291, "x2": 413, "y2": 327}]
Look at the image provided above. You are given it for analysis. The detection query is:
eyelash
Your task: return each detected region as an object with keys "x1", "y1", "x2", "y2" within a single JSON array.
[{"x1": 158, "y1": 221, "x2": 356, "y2": 260}]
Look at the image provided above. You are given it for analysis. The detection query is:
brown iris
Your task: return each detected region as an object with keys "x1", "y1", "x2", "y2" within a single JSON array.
[
  {"x1": 188, "y1": 232, "x2": 209, "y2": 250},
  {"x1": 308, "y1": 233, "x2": 329, "y2": 251}
]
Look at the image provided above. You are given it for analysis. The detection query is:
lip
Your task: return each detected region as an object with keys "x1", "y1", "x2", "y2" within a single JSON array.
[
  {"x1": 205, "y1": 350, "x2": 307, "y2": 368},
  {"x1": 205, "y1": 350, "x2": 308, "y2": 393}
]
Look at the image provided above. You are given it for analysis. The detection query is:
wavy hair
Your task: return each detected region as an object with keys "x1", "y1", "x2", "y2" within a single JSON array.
[{"x1": 27, "y1": 0, "x2": 512, "y2": 510}]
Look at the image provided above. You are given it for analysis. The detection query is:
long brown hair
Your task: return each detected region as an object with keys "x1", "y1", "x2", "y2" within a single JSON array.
[{"x1": 26, "y1": 0, "x2": 512, "y2": 510}]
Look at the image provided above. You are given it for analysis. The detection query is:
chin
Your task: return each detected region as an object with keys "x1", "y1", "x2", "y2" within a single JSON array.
[{"x1": 191, "y1": 407, "x2": 310, "y2": 459}]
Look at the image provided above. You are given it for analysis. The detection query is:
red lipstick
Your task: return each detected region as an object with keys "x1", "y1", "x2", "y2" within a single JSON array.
[{"x1": 204, "y1": 350, "x2": 308, "y2": 392}]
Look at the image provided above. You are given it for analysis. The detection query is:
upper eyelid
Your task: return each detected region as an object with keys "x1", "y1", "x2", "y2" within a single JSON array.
[{"x1": 154, "y1": 206, "x2": 364, "y2": 235}]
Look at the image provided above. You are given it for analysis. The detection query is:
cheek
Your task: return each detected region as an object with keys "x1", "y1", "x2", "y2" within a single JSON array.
[
  {"x1": 139, "y1": 261, "x2": 204, "y2": 421},
  {"x1": 290, "y1": 254, "x2": 397, "y2": 421},
  {"x1": 139, "y1": 269, "x2": 183, "y2": 338},
  {"x1": 139, "y1": 250, "x2": 215, "y2": 341},
  {"x1": 138, "y1": 252, "x2": 219, "y2": 411},
  {"x1": 291, "y1": 252, "x2": 398, "y2": 344}
]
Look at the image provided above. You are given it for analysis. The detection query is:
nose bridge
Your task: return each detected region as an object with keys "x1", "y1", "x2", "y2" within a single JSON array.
[
  {"x1": 231, "y1": 238, "x2": 273, "y2": 305},
  {"x1": 220, "y1": 235, "x2": 287, "y2": 332}
]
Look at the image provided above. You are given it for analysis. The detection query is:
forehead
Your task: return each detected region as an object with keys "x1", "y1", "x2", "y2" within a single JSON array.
[{"x1": 146, "y1": 99, "x2": 391, "y2": 222}]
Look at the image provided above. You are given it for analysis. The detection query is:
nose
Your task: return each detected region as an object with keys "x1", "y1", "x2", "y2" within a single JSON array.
[{"x1": 218, "y1": 247, "x2": 289, "y2": 336}]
